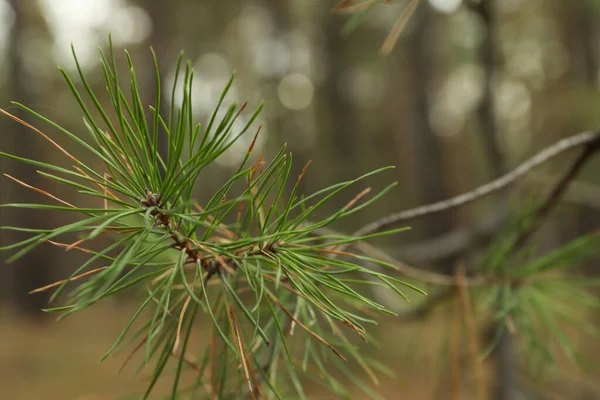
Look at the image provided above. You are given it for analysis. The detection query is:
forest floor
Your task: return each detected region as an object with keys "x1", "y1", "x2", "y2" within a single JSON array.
[
  {"x1": 0, "y1": 299, "x2": 595, "y2": 399},
  {"x1": 0, "y1": 300, "x2": 439, "y2": 400}
]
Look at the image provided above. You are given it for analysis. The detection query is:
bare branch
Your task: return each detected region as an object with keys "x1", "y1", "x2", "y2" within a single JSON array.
[
  {"x1": 512, "y1": 137, "x2": 600, "y2": 252},
  {"x1": 355, "y1": 130, "x2": 600, "y2": 237},
  {"x1": 380, "y1": 176, "x2": 600, "y2": 266}
]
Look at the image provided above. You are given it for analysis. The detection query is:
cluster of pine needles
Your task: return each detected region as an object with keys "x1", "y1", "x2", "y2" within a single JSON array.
[{"x1": 0, "y1": 38, "x2": 422, "y2": 399}]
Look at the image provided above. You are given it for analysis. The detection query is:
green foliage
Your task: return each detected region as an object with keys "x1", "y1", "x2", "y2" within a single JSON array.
[
  {"x1": 0, "y1": 37, "x2": 421, "y2": 399},
  {"x1": 474, "y1": 200, "x2": 600, "y2": 379}
]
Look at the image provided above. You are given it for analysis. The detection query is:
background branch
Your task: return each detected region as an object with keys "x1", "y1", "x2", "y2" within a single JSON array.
[{"x1": 355, "y1": 130, "x2": 600, "y2": 237}]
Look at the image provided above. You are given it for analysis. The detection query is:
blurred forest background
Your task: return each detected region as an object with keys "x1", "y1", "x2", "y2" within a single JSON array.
[{"x1": 2, "y1": 0, "x2": 600, "y2": 399}]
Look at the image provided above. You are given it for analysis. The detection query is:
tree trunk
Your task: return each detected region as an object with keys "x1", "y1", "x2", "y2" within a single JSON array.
[
  {"x1": 3, "y1": 0, "x2": 54, "y2": 317},
  {"x1": 401, "y1": 4, "x2": 455, "y2": 256}
]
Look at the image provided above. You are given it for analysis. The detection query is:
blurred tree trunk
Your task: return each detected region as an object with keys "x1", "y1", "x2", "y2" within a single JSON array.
[
  {"x1": 472, "y1": 0, "x2": 504, "y2": 178},
  {"x1": 265, "y1": 0, "x2": 312, "y2": 195},
  {"x1": 3, "y1": 0, "x2": 54, "y2": 317},
  {"x1": 401, "y1": 4, "x2": 455, "y2": 261},
  {"x1": 320, "y1": 13, "x2": 359, "y2": 183},
  {"x1": 563, "y1": 2, "x2": 600, "y2": 237},
  {"x1": 566, "y1": 2, "x2": 598, "y2": 85},
  {"x1": 144, "y1": 0, "x2": 173, "y2": 170},
  {"x1": 468, "y1": 1, "x2": 519, "y2": 399}
]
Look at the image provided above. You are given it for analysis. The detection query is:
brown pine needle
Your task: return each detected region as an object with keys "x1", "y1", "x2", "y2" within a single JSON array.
[
  {"x1": 343, "y1": 187, "x2": 371, "y2": 211},
  {"x1": 73, "y1": 166, "x2": 119, "y2": 201},
  {"x1": 194, "y1": 202, "x2": 236, "y2": 240},
  {"x1": 68, "y1": 237, "x2": 89, "y2": 251},
  {"x1": 266, "y1": 293, "x2": 347, "y2": 361},
  {"x1": 196, "y1": 243, "x2": 236, "y2": 275},
  {"x1": 333, "y1": 0, "x2": 378, "y2": 13},
  {"x1": 233, "y1": 310, "x2": 265, "y2": 400},
  {"x1": 247, "y1": 124, "x2": 262, "y2": 155},
  {"x1": 119, "y1": 336, "x2": 148, "y2": 373},
  {"x1": 173, "y1": 295, "x2": 192, "y2": 355},
  {"x1": 332, "y1": 0, "x2": 354, "y2": 11},
  {"x1": 104, "y1": 131, "x2": 134, "y2": 174},
  {"x1": 0, "y1": 108, "x2": 81, "y2": 164},
  {"x1": 329, "y1": 188, "x2": 372, "y2": 252},
  {"x1": 250, "y1": 186, "x2": 265, "y2": 228},
  {"x1": 248, "y1": 154, "x2": 266, "y2": 226},
  {"x1": 342, "y1": 318, "x2": 367, "y2": 340},
  {"x1": 288, "y1": 300, "x2": 302, "y2": 337},
  {"x1": 263, "y1": 268, "x2": 337, "y2": 322},
  {"x1": 296, "y1": 160, "x2": 312, "y2": 186},
  {"x1": 505, "y1": 315, "x2": 517, "y2": 335},
  {"x1": 337, "y1": 329, "x2": 379, "y2": 385},
  {"x1": 234, "y1": 101, "x2": 248, "y2": 122},
  {"x1": 315, "y1": 248, "x2": 359, "y2": 258},
  {"x1": 29, "y1": 266, "x2": 109, "y2": 295},
  {"x1": 227, "y1": 307, "x2": 256, "y2": 400},
  {"x1": 249, "y1": 154, "x2": 265, "y2": 182},
  {"x1": 236, "y1": 201, "x2": 246, "y2": 224},
  {"x1": 4, "y1": 173, "x2": 76, "y2": 208},
  {"x1": 148, "y1": 286, "x2": 173, "y2": 315},
  {"x1": 357, "y1": 352, "x2": 379, "y2": 386},
  {"x1": 380, "y1": 0, "x2": 423, "y2": 56},
  {"x1": 171, "y1": 276, "x2": 233, "y2": 290},
  {"x1": 120, "y1": 303, "x2": 201, "y2": 375},
  {"x1": 46, "y1": 239, "x2": 93, "y2": 254},
  {"x1": 266, "y1": 264, "x2": 366, "y2": 340},
  {"x1": 179, "y1": 351, "x2": 201, "y2": 371},
  {"x1": 151, "y1": 267, "x2": 174, "y2": 286},
  {"x1": 119, "y1": 152, "x2": 134, "y2": 174},
  {"x1": 103, "y1": 173, "x2": 111, "y2": 212}
]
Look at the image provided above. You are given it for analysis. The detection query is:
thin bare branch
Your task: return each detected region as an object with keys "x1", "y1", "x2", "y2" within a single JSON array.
[
  {"x1": 355, "y1": 130, "x2": 600, "y2": 237},
  {"x1": 512, "y1": 140, "x2": 600, "y2": 252}
]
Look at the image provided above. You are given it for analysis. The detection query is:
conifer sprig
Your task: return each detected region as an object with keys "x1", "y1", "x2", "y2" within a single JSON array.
[{"x1": 0, "y1": 37, "x2": 420, "y2": 398}]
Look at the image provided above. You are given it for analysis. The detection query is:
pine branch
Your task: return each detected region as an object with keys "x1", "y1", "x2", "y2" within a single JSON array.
[{"x1": 0, "y1": 39, "x2": 418, "y2": 399}]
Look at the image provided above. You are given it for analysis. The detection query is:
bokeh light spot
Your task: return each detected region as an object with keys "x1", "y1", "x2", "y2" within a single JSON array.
[{"x1": 277, "y1": 73, "x2": 314, "y2": 111}]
